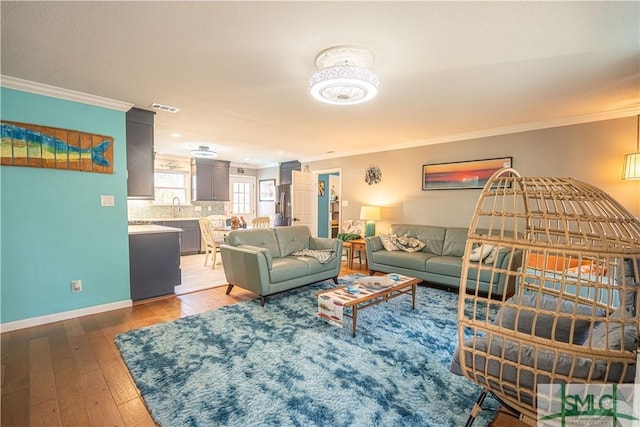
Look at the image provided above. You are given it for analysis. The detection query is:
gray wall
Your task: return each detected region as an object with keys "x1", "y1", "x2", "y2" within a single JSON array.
[{"x1": 304, "y1": 117, "x2": 638, "y2": 234}]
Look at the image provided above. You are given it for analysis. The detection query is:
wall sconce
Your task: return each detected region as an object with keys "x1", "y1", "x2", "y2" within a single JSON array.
[
  {"x1": 360, "y1": 205, "x2": 381, "y2": 237},
  {"x1": 623, "y1": 115, "x2": 640, "y2": 180}
]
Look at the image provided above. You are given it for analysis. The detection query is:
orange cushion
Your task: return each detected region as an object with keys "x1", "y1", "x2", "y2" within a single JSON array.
[{"x1": 526, "y1": 253, "x2": 590, "y2": 271}]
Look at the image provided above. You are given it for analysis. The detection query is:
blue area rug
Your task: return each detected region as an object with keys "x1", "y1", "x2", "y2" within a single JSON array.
[{"x1": 115, "y1": 275, "x2": 498, "y2": 426}]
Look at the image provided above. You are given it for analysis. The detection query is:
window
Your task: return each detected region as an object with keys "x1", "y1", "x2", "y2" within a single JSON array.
[
  {"x1": 154, "y1": 171, "x2": 188, "y2": 204},
  {"x1": 232, "y1": 181, "x2": 251, "y2": 215}
]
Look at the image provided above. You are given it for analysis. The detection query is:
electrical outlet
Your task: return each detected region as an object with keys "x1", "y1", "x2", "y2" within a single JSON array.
[
  {"x1": 71, "y1": 280, "x2": 82, "y2": 292},
  {"x1": 194, "y1": 206, "x2": 202, "y2": 212},
  {"x1": 100, "y1": 195, "x2": 115, "y2": 207},
  {"x1": 208, "y1": 206, "x2": 212, "y2": 211}
]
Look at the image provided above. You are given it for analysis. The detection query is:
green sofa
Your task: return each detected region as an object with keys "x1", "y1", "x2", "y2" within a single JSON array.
[
  {"x1": 366, "y1": 224, "x2": 522, "y2": 297},
  {"x1": 220, "y1": 226, "x2": 342, "y2": 305}
]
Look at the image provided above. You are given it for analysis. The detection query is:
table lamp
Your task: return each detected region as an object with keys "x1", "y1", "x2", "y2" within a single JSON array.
[{"x1": 360, "y1": 205, "x2": 381, "y2": 237}]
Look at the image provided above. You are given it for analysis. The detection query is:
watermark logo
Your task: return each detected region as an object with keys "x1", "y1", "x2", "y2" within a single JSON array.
[{"x1": 538, "y1": 384, "x2": 639, "y2": 426}]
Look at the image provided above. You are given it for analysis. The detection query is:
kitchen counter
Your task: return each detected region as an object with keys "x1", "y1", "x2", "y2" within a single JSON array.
[
  {"x1": 130, "y1": 217, "x2": 202, "y2": 222},
  {"x1": 128, "y1": 224, "x2": 183, "y2": 235}
]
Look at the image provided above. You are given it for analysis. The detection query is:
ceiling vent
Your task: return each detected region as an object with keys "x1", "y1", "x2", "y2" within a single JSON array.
[{"x1": 150, "y1": 103, "x2": 180, "y2": 113}]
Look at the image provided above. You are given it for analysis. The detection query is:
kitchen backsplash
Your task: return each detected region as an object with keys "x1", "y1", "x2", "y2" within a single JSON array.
[{"x1": 127, "y1": 199, "x2": 227, "y2": 220}]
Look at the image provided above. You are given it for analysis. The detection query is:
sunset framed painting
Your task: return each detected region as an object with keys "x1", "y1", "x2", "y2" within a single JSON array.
[{"x1": 422, "y1": 157, "x2": 512, "y2": 190}]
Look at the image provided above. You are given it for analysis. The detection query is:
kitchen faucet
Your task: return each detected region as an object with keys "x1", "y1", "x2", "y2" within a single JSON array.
[{"x1": 172, "y1": 197, "x2": 181, "y2": 218}]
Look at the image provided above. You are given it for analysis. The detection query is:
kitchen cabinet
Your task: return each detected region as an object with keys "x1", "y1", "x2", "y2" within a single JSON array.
[
  {"x1": 191, "y1": 158, "x2": 230, "y2": 201},
  {"x1": 126, "y1": 107, "x2": 155, "y2": 199},
  {"x1": 128, "y1": 226, "x2": 181, "y2": 301},
  {"x1": 153, "y1": 220, "x2": 201, "y2": 255},
  {"x1": 279, "y1": 160, "x2": 301, "y2": 185}
]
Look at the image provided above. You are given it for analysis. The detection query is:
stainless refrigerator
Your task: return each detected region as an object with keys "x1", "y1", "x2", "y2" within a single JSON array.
[{"x1": 274, "y1": 184, "x2": 292, "y2": 226}]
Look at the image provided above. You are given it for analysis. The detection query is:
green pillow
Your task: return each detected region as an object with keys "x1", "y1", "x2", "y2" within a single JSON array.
[{"x1": 337, "y1": 233, "x2": 361, "y2": 241}]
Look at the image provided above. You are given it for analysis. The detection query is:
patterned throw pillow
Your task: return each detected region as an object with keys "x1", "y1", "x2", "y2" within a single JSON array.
[
  {"x1": 379, "y1": 234, "x2": 400, "y2": 251},
  {"x1": 484, "y1": 246, "x2": 499, "y2": 264},
  {"x1": 342, "y1": 220, "x2": 365, "y2": 236},
  {"x1": 464, "y1": 244, "x2": 495, "y2": 262},
  {"x1": 393, "y1": 235, "x2": 426, "y2": 253}
]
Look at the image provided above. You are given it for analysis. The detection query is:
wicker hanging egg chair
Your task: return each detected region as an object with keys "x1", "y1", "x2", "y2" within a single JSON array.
[{"x1": 451, "y1": 168, "x2": 640, "y2": 425}]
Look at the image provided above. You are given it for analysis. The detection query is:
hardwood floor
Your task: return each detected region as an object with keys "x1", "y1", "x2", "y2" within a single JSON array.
[{"x1": 1, "y1": 257, "x2": 526, "y2": 426}]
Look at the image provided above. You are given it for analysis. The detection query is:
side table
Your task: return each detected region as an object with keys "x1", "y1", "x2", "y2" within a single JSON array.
[{"x1": 345, "y1": 238, "x2": 367, "y2": 269}]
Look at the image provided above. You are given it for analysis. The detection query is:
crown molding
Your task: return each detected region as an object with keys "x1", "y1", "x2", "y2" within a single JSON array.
[
  {"x1": 301, "y1": 105, "x2": 640, "y2": 163},
  {"x1": 0, "y1": 75, "x2": 133, "y2": 111}
]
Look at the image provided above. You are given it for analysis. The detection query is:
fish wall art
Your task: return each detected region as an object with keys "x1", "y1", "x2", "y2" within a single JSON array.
[{"x1": 0, "y1": 121, "x2": 114, "y2": 174}]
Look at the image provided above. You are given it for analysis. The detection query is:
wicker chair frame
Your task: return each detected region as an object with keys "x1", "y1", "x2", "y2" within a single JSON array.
[{"x1": 456, "y1": 168, "x2": 640, "y2": 425}]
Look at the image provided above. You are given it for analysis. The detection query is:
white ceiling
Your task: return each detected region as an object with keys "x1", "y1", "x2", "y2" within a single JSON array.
[{"x1": 2, "y1": 1, "x2": 639, "y2": 168}]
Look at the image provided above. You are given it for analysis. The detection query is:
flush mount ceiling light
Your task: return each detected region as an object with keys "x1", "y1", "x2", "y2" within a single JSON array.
[
  {"x1": 190, "y1": 145, "x2": 217, "y2": 158},
  {"x1": 309, "y1": 45, "x2": 379, "y2": 106}
]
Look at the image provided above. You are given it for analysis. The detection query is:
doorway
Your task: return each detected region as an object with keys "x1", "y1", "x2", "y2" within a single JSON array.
[
  {"x1": 314, "y1": 169, "x2": 342, "y2": 238},
  {"x1": 229, "y1": 175, "x2": 256, "y2": 222}
]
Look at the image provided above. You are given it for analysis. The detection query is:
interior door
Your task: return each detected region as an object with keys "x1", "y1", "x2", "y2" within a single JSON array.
[
  {"x1": 229, "y1": 175, "x2": 256, "y2": 222},
  {"x1": 291, "y1": 170, "x2": 316, "y2": 235}
]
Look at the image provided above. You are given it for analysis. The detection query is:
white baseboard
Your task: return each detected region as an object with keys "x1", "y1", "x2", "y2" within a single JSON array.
[{"x1": 0, "y1": 300, "x2": 133, "y2": 333}]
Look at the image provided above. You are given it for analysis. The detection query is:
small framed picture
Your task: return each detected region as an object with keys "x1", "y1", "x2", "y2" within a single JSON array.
[
  {"x1": 259, "y1": 179, "x2": 275, "y2": 201},
  {"x1": 318, "y1": 180, "x2": 325, "y2": 197}
]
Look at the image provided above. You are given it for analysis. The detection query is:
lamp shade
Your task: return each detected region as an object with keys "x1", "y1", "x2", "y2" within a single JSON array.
[
  {"x1": 623, "y1": 152, "x2": 640, "y2": 180},
  {"x1": 360, "y1": 206, "x2": 381, "y2": 221},
  {"x1": 623, "y1": 115, "x2": 640, "y2": 180}
]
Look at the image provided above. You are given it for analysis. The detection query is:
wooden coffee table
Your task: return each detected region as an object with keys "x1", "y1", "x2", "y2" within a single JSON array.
[{"x1": 316, "y1": 274, "x2": 420, "y2": 336}]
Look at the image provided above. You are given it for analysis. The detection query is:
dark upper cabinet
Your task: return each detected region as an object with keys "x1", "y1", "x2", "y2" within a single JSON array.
[
  {"x1": 279, "y1": 160, "x2": 301, "y2": 185},
  {"x1": 191, "y1": 158, "x2": 230, "y2": 201},
  {"x1": 126, "y1": 108, "x2": 156, "y2": 199}
]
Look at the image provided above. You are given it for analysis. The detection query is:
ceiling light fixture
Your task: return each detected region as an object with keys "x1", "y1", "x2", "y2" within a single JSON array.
[
  {"x1": 190, "y1": 145, "x2": 217, "y2": 158},
  {"x1": 309, "y1": 45, "x2": 379, "y2": 106},
  {"x1": 623, "y1": 115, "x2": 640, "y2": 180}
]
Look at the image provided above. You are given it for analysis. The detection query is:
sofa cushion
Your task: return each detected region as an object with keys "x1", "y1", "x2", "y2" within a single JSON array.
[
  {"x1": 450, "y1": 335, "x2": 601, "y2": 388},
  {"x1": 269, "y1": 257, "x2": 311, "y2": 283},
  {"x1": 275, "y1": 226, "x2": 311, "y2": 257},
  {"x1": 441, "y1": 227, "x2": 469, "y2": 257},
  {"x1": 494, "y1": 294, "x2": 606, "y2": 344},
  {"x1": 372, "y1": 250, "x2": 436, "y2": 272},
  {"x1": 293, "y1": 255, "x2": 335, "y2": 275},
  {"x1": 587, "y1": 305, "x2": 637, "y2": 382},
  {"x1": 426, "y1": 256, "x2": 496, "y2": 284},
  {"x1": 226, "y1": 229, "x2": 281, "y2": 258},
  {"x1": 390, "y1": 224, "x2": 446, "y2": 255}
]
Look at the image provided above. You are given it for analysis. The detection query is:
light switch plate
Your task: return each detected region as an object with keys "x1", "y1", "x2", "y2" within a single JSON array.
[
  {"x1": 342, "y1": 200, "x2": 349, "y2": 207},
  {"x1": 100, "y1": 195, "x2": 115, "y2": 207}
]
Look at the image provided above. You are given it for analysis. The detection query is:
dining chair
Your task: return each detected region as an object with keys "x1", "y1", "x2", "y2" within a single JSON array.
[
  {"x1": 199, "y1": 217, "x2": 224, "y2": 269},
  {"x1": 251, "y1": 216, "x2": 271, "y2": 229}
]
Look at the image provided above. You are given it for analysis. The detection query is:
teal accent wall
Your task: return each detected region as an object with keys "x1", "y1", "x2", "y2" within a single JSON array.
[
  {"x1": 317, "y1": 174, "x2": 329, "y2": 237},
  {"x1": 1, "y1": 88, "x2": 130, "y2": 324}
]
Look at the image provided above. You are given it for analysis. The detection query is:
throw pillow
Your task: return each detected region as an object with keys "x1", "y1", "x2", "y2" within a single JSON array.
[
  {"x1": 566, "y1": 263, "x2": 608, "y2": 277},
  {"x1": 379, "y1": 234, "x2": 400, "y2": 251},
  {"x1": 393, "y1": 235, "x2": 426, "y2": 253},
  {"x1": 465, "y1": 244, "x2": 495, "y2": 262},
  {"x1": 484, "y1": 246, "x2": 499, "y2": 264},
  {"x1": 493, "y1": 294, "x2": 606, "y2": 344}
]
